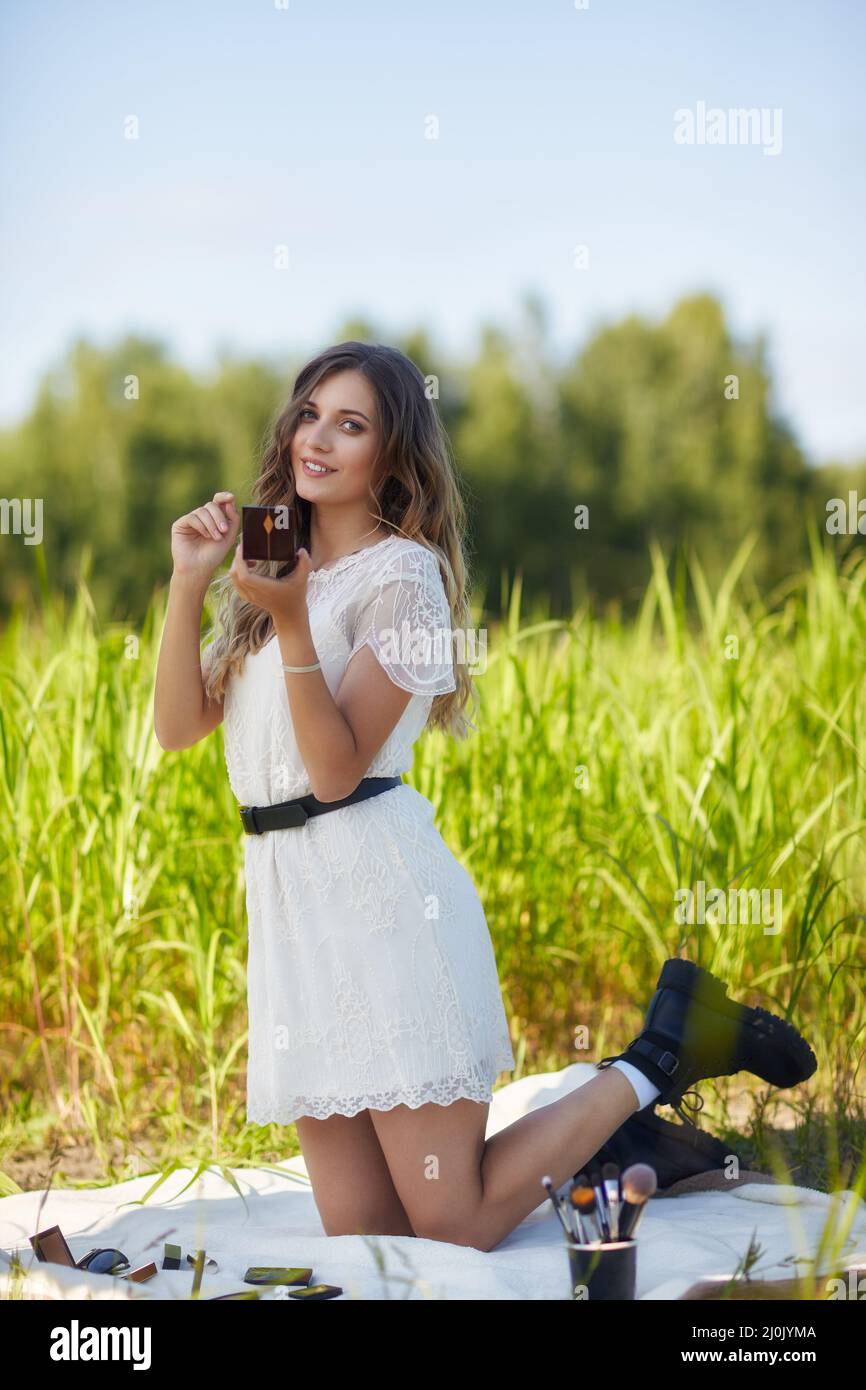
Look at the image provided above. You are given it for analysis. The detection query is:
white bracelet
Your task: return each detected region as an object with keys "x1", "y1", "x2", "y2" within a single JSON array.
[{"x1": 281, "y1": 661, "x2": 322, "y2": 673}]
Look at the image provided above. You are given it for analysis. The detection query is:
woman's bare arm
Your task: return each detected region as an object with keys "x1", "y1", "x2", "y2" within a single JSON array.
[
  {"x1": 153, "y1": 491, "x2": 239, "y2": 751},
  {"x1": 272, "y1": 610, "x2": 414, "y2": 802},
  {"x1": 154, "y1": 574, "x2": 224, "y2": 750}
]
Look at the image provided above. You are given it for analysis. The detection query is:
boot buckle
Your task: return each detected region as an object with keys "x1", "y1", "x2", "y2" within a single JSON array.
[
  {"x1": 631, "y1": 1037, "x2": 679, "y2": 1077},
  {"x1": 656, "y1": 1049, "x2": 679, "y2": 1077}
]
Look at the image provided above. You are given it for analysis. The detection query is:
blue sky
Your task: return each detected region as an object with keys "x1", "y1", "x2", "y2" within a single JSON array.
[{"x1": 1, "y1": 0, "x2": 864, "y2": 462}]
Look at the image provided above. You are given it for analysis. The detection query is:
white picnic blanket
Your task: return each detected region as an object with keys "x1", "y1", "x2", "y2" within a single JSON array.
[{"x1": 2, "y1": 1064, "x2": 864, "y2": 1301}]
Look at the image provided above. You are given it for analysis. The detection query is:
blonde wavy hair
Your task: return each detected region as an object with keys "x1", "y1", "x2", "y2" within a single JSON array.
[{"x1": 202, "y1": 341, "x2": 479, "y2": 739}]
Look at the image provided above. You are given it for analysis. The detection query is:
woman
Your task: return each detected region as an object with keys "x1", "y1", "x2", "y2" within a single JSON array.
[{"x1": 153, "y1": 341, "x2": 817, "y2": 1252}]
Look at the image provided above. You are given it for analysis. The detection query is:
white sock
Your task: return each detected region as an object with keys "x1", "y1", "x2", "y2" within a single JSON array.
[{"x1": 610, "y1": 1059, "x2": 661, "y2": 1110}]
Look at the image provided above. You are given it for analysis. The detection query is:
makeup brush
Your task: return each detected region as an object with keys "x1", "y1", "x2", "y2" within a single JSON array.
[
  {"x1": 566, "y1": 1183, "x2": 591, "y2": 1243},
  {"x1": 572, "y1": 1173, "x2": 603, "y2": 1243},
  {"x1": 618, "y1": 1163, "x2": 657, "y2": 1240},
  {"x1": 589, "y1": 1168, "x2": 611, "y2": 1240},
  {"x1": 601, "y1": 1161, "x2": 621, "y2": 1240},
  {"x1": 541, "y1": 1175, "x2": 576, "y2": 1241}
]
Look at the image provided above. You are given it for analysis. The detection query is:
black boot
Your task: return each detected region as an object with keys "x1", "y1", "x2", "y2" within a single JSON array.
[
  {"x1": 595, "y1": 956, "x2": 817, "y2": 1126},
  {"x1": 575, "y1": 1103, "x2": 744, "y2": 1191}
]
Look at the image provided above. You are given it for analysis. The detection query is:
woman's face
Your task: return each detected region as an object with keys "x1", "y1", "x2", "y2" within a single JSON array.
[{"x1": 291, "y1": 368, "x2": 381, "y2": 506}]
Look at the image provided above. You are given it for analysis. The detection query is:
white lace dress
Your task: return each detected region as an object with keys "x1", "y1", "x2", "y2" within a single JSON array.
[{"x1": 220, "y1": 535, "x2": 516, "y2": 1124}]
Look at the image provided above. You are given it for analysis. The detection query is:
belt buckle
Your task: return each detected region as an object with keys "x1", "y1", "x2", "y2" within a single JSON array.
[{"x1": 240, "y1": 802, "x2": 310, "y2": 832}]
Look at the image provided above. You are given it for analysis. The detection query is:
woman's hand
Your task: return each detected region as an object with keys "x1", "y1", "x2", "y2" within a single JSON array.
[
  {"x1": 228, "y1": 537, "x2": 314, "y2": 629},
  {"x1": 171, "y1": 492, "x2": 240, "y2": 579}
]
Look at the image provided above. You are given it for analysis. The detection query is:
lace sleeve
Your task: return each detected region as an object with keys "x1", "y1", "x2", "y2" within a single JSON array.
[{"x1": 347, "y1": 545, "x2": 457, "y2": 696}]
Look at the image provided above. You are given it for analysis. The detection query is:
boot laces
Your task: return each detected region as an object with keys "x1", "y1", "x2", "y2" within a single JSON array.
[{"x1": 671, "y1": 1088, "x2": 705, "y2": 1128}]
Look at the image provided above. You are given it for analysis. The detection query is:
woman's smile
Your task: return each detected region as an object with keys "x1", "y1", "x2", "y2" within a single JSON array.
[{"x1": 301, "y1": 457, "x2": 337, "y2": 477}]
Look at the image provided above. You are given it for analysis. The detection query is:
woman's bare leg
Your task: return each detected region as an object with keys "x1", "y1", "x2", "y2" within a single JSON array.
[
  {"x1": 369, "y1": 1068, "x2": 640, "y2": 1251},
  {"x1": 295, "y1": 1109, "x2": 417, "y2": 1237}
]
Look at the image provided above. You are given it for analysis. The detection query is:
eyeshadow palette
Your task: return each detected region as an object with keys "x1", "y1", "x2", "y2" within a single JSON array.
[{"x1": 242, "y1": 505, "x2": 299, "y2": 564}]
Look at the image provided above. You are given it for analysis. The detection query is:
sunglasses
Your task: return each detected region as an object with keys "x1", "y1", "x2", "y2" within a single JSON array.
[{"x1": 76, "y1": 1247, "x2": 131, "y2": 1275}]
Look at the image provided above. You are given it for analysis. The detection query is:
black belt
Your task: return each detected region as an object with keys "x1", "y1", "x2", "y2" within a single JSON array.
[{"x1": 239, "y1": 775, "x2": 404, "y2": 834}]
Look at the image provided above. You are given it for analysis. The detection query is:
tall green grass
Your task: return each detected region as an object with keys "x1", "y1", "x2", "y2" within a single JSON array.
[{"x1": 1, "y1": 530, "x2": 864, "y2": 1202}]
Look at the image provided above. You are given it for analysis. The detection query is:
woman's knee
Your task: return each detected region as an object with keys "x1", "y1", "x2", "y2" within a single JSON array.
[{"x1": 410, "y1": 1209, "x2": 494, "y2": 1251}]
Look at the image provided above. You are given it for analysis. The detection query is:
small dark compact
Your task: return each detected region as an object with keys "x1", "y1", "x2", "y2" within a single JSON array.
[
  {"x1": 243, "y1": 1265, "x2": 313, "y2": 1286},
  {"x1": 287, "y1": 1284, "x2": 343, "y2": 1300},
  {"x1": 242, "y1": 505, "x2": 299, "y2": 564}
]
